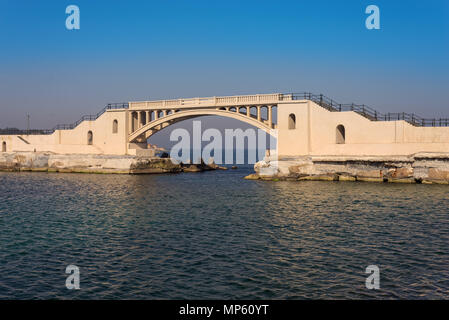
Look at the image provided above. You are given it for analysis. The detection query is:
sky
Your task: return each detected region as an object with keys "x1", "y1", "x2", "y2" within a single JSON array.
[{"x1": 0, "y1": 0, "x2": 448, "y2": 147}]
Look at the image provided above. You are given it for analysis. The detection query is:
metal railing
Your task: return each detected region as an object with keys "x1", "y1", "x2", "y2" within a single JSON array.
[
  {"x1": 2, "y1": 93, "x2": 449, "y2": 135},
  {"x1": 0, "y1": 103, "x2": 129, "y2": 135},
  {"x1": 0, "y1": 128, "x2": 55, "y2": 135},
  {"x1": 291, "y1": 93, "x2": 449, "y2": 127},
  {"x1": 53, "y1": 103, "x2": 129, "y2": 130}
]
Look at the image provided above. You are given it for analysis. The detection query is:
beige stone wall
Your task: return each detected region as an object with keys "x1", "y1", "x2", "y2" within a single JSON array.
[
  {"x1": 277, "y1": 101, "x2": 449, "y2": 157},
  {"x1": 0, "y1": 109, "x2": 128, "y2": 155}
]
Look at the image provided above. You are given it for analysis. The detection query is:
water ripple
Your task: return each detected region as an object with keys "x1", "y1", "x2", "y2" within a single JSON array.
[{"x1": 1, "y1": 169, "x2": 449, "y2": 299}]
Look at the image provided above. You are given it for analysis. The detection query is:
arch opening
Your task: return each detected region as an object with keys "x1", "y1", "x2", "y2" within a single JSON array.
[
  {"x1": 2, "y1": 141, "x2": 6, "y2": 152},
  {"x1": 250, "y1": 106, "x2": 257, "y2": 117},
  {"x1": 112, "y1": 119, "x2": 118, "y2": 133},
  {"x1": 87, "y1": 131, "x2": 93, "y2": 145},
  {"x1": 336, "y1": 125, "x2": 345, "y2": 144},
  {"x1": 260, "y1": 106, "x2": 268, "y2": 121},
  {"x1": 288, "y1": 114, "x2": 296, "y2": 130}
]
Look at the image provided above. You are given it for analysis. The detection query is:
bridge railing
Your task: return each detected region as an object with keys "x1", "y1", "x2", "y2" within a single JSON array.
[
  {"x1": 0, "y1": 128, "x2": 55, "y2": 135},
  {"x1": 291, "y1": 93, "x2": 449, "y2": 127},
  {"x1": 52, "y1": 102, "x2": 129, "y2": 131},
  {"x1": 129, "y1": 93, "x2": 289, "y2": 109}
]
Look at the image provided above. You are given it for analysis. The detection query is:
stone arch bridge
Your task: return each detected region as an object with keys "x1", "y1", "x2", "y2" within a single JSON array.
[
  {"x1": 127, "y1": 94, "x2": 283, "y2": 143},
  {"x1": 2, "y1": 93, "x2": 449, "y2": 157}
]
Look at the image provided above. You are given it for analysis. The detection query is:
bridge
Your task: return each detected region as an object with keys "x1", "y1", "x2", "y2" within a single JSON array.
[
  {"x1": 127, "y1": 93, "x2": 286, "y2": 143},
  {"x1": 2, "y1": 93, "x2": 449, "y2": 157}
]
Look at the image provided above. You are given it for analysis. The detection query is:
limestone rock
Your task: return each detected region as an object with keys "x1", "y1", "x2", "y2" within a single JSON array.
[
  {"x1": 338, "y1": 175, "x2": 356, "y2": 182},
  {"x1": 182, "y1": 165, "x2": 203, "y2": 173},
  {"x1": 356, "y1": 170, "x2": 383, "y2": 178},
  {"x1": 388, "y1": 167, "x2": 414, "y2": 179},
  {"x1": 244, "y1": 173, "x2": 260, "y2": 180},
  {"x1": 427, "y1": 168, "x2": 449, "y2": 181}
]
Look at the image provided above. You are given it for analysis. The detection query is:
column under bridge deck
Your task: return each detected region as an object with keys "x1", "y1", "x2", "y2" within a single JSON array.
[{"x1": 127, "y1": 93, "x2": 288, "y2": 142}]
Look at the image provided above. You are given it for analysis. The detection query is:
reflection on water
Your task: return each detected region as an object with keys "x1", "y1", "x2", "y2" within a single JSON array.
[{"x1": 0, "y1": 168, "x2": 448, "y2": 299}]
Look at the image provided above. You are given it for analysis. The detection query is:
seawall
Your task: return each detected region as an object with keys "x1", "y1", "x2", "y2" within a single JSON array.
[{"x1": 246, "y1": 153, "x2": 449, "y2": 185}]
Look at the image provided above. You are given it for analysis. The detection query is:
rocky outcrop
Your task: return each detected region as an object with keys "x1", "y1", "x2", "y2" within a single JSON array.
[
  {"x1": 246, "y1": 153, "x2": 449, "y2": 185},
  {"x1": 180, "y1": 158, "x2": 224, "y2": 173},
  {"x1": 0, "y1": 152, "x2": 183, "y2": 174},
  {"x1": 0, "y1": 152, "x2": 231, "y2": 175}
]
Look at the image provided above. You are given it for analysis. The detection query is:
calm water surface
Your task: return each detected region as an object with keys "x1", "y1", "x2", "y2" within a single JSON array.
[{"x1": 0, "y1": 167, "x2": 448, "y2": 299}]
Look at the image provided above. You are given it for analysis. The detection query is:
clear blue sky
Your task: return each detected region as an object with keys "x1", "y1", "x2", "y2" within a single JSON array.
[{"x1": 0, "y1": 0, "x2": 448, "y2": 138}]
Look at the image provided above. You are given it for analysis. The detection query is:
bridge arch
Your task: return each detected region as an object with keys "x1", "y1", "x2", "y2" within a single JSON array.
[{"x1": 128, "y1": 109, "x2": 275, "y2": 142}]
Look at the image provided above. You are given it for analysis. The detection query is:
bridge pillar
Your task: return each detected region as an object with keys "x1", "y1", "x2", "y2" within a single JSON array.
[
  {"x1": 257, "y1": 106, "x2": 261, "y2": 122},
  {"x1": 146, "y1": 111, "x2": 150, "y2": 124},
  {"x1": 137, "y1": 112, "x2": 142, "y2": 128},
  {"x1": 163, "y1": 110, "x2": 167, "y2": 117},
  {"x1": 225, "y1": 107, "x2": 230, "y2": 111},
  {"x1": 246, "y1": 106, "x2": 250, "y2": 117},
  {"x1": 128, "y1": 111, "x2": 133, "y2": 134},
  {"x1": 268, "y1": 105, "x2": 273, "y2": 128},
  {"x1": 155, "y1": 110, "x2": 159, "y2": 120}
]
